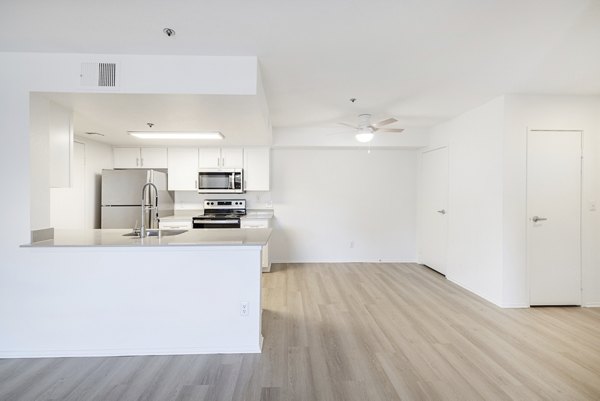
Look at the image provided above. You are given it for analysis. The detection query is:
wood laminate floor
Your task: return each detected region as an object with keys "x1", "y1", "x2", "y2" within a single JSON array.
[{"x1": 1, "y1": 263, "x2": 599, "y2": 401}]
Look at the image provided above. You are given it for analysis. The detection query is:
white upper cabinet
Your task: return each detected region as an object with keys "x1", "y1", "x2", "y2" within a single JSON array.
[
  {"x1": 221, "y1": 148, "x2": 243, "y2": 168},
  {"x1": 113, "y1": 148, "x2": 141, "y2": 169},
  {"x1": 113, "y1": 148, "x2": 167, "y2": 169},
  {"x1": 243, "y1": 148, "x2": 270, "y2": 191},
  {"x1": 198, "y1": 148, "x2": 243, "y2": 169},
  {"x1": 140, "y1": 148, "x2": 168, "y2": 168},
  {"x1": 167, "y1": 148, "x2": 199, "y2": 191},
  {"x1": 198, "y1": 148, "x2": 221, "y2": 168}
]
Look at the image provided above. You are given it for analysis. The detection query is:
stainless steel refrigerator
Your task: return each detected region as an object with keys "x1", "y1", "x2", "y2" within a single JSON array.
[{"x1": 101, "y1": 169, "x2": 174, "y2": 229}]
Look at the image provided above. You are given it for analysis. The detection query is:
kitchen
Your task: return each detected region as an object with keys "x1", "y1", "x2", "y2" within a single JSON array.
[{"x1": 20, "y1": 70, "x2": 420, "y2": 357}]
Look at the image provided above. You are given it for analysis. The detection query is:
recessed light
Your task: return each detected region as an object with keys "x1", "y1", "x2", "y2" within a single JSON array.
[{"x1": 128, "y1": 131, "x2": 224, "y2": 140}]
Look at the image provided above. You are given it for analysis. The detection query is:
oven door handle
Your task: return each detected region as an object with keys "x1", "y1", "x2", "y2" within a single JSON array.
[{"x1": 196, "y1": 219, "x2": 240, "y2": 224}]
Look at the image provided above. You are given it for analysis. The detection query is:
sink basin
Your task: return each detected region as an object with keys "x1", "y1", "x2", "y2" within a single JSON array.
[{"x1": 123, "y1": 229, "x2": 188, "y2": 238}]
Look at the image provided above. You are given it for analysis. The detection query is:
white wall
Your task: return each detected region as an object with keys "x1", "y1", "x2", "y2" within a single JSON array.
[
  {"x1": 425, "y1": 97, "x2": 505, "y2": 306},
  {"x1": 78, "y1": 136, "x2": 114, "y2": 228},
  {"x1": 50, "y1": 141, "x2": 85, "y2": 229},
  {"x1": 270, "y1": 148, "x2": 418, "y2": 263},
  {"x1": 174, "y1": 191, "x2": 272, "y2": 211},
  {"x1": 30, "y1": 94, "x2": 76, "y2": 229},
  {"x1": 423, "y1": 94, "x2": 600, "y2": 307},
  {"x1": 29, "y1": 94, "x2": 51, "y2": 230},
  {"x1": 502, "y1": 95, "x2": 600, "y2": 307}
]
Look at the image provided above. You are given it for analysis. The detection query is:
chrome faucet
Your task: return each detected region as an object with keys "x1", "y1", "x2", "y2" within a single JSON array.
[{"x1": 140, "y1": 182, "x2": 159, "y2": 238}]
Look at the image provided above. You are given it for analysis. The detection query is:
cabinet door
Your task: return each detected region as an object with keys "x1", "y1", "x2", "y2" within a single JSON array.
[
  {"x1": 221, "y1": 148, "x2": 244, "y2": 168},
  {"x1": 159, "y1": 220, "x2": 193, "y2": 230},
  {"x1": 167, "y1": 148, "x2": 199, "y2": 190},
  {"x1": 140, "y1": 148, "x2": 167, "y2": 169},
  {"x1": 243, "y1": 148, "x2": 270, "y2": 191},
  {"x1": 114, "y1": 148, "x2": 141, "y2": 169},
  {"x1": 198, "y1": 148, "x2": 221, "y2": 168}
]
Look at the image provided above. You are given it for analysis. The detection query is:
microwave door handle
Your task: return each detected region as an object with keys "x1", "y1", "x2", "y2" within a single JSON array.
[{"x1": 230, "y1": 174, "x2": 234, "y2": 189}]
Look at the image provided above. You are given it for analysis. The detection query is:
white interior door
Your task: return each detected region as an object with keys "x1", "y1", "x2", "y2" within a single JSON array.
[
  {"x1": 527, "y1": 130, "x2": 581, "y2": 306},
  {"x1": 419, "y1": 147, "x2": 449, "y2": 274}
]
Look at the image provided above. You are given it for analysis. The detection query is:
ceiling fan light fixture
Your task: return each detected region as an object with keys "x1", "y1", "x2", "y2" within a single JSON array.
[
  {"x1": 355, "y1": 127, "x2": 374, "y2": 143},
  {"x1": 129, "y1": 131, "x2": 224, "y2": 140}
]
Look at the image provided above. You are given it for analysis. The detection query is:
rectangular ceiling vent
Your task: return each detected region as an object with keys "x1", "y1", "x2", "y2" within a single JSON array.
[{"x1": 80, "y1": 62, "x2": 118, "y2": 88}]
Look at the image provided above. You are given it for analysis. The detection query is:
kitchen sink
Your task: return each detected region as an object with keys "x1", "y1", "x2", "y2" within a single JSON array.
[{"x1": 123, "y1": 229, "x2": 188, "y2": 238}]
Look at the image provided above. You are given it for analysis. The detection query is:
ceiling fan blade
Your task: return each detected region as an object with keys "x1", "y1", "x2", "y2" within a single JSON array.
[
  {"x1": 372, "y1": 117, "x2": 398, "y2": 128},
  {"x1": 338, "y1": 122, "x2": 359, "y2": 129},
  {"x1": 379, "y1": 128, "x2": 405, "y2": 133}
]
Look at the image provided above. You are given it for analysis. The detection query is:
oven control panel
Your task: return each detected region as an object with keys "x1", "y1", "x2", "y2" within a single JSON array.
[{"x1": 203, "y1": 199, "x2": 246, "y2": 210}]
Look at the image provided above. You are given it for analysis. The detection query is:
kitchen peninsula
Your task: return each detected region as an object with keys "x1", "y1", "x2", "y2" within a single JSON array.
[{"x1": 12, "y1": 228, "x2": 271, "y2": 358}]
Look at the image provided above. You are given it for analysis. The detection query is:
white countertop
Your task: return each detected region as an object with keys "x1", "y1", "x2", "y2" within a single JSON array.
[
  {"x1": 243, "y1": 209, "x2": 274, "y2": 219},
  {"x1": 25, "y1": 228, "x2": 271, "y2": 248}
]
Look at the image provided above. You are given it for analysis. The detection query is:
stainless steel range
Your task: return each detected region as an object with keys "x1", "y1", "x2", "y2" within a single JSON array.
[{"x1": 192, "y1": 199, "x2": 246, "y2": 229}]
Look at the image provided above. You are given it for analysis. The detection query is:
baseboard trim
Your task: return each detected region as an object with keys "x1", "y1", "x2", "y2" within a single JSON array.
[
  {"x1": 446, "y1": 276, "x2": 504, "y2": 308},
  {"x1": 500, "y1": 303, "x2": 530, "y2": 309},
  {"x1": 583, "y1": 303, "x2": 600, "y2": 308},
  {"x1": 0, "y1": 344, "x2": 262, "y2": 359}
]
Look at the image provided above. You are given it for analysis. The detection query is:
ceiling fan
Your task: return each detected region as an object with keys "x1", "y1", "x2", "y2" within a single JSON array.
[{"x1": 339, "y1": 114, "x2": 404, "y2": 143}]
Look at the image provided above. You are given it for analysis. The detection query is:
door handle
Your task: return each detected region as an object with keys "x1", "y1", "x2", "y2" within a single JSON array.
[
  {"x1": 437, "y1": 209, "x2": 446, "y2": 215},
  {"x1": 531, "y1": 216, "x2": 548, "y2": 223}
]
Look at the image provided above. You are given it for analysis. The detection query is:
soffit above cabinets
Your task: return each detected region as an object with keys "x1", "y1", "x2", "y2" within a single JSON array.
[{"x1": 38, "y1": 93, "x2": 272, "y2": 147}]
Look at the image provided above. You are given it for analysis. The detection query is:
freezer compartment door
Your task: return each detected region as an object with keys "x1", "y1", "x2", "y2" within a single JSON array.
[
  {"x1": 102, "y1": 206, "x2": 150, "y2": 229},
  {"x1": 101, "y1": 169, "x2": 151, "y2": 206}
]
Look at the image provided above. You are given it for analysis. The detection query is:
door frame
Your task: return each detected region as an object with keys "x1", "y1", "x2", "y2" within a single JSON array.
[{"x1": 526, "y1": 128, "x2": 583, "y2": 306}]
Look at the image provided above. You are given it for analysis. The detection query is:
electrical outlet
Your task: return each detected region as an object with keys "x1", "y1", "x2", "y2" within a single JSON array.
[{"x1": 240, "y1": 301, "x2": 249, "y2": 317}]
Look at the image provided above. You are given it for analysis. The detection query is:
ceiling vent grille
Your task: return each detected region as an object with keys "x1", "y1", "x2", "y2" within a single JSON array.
[{"x1": 80, "y1": 62, "x2": 118, "y2": 88}]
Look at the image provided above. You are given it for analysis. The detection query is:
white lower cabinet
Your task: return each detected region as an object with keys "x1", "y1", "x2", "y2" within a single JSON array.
[{"x1": 241, "y1": 218, "x2": 271, "y2": 272}]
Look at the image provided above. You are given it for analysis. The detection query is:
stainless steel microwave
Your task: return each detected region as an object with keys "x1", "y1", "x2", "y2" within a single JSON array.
[{"x1": 197, "y1": 168, "x2": 244, "y2": 193}]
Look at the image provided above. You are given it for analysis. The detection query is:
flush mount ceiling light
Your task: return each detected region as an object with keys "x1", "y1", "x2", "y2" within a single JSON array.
[
  {"x1": 129, "y1": 131, "x2": 224, "y2": 140},
  {"x1": 355, "y1": 127, "x2": 374, "y2": 143}
]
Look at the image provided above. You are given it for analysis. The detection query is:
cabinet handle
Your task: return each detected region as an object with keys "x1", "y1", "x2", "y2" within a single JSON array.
[
  {"x1": 217, "y1": 157, "x2": 220, "y2": 167},
  {"x1": 222, "y1": 157, "x2": 225, "y2": 166},
  {"x1": 136, "y1": 158, "x2": 139, "y2": 167},
  {"x1": 140, "y1": 158, "x2": 144, "y2": 167}
]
